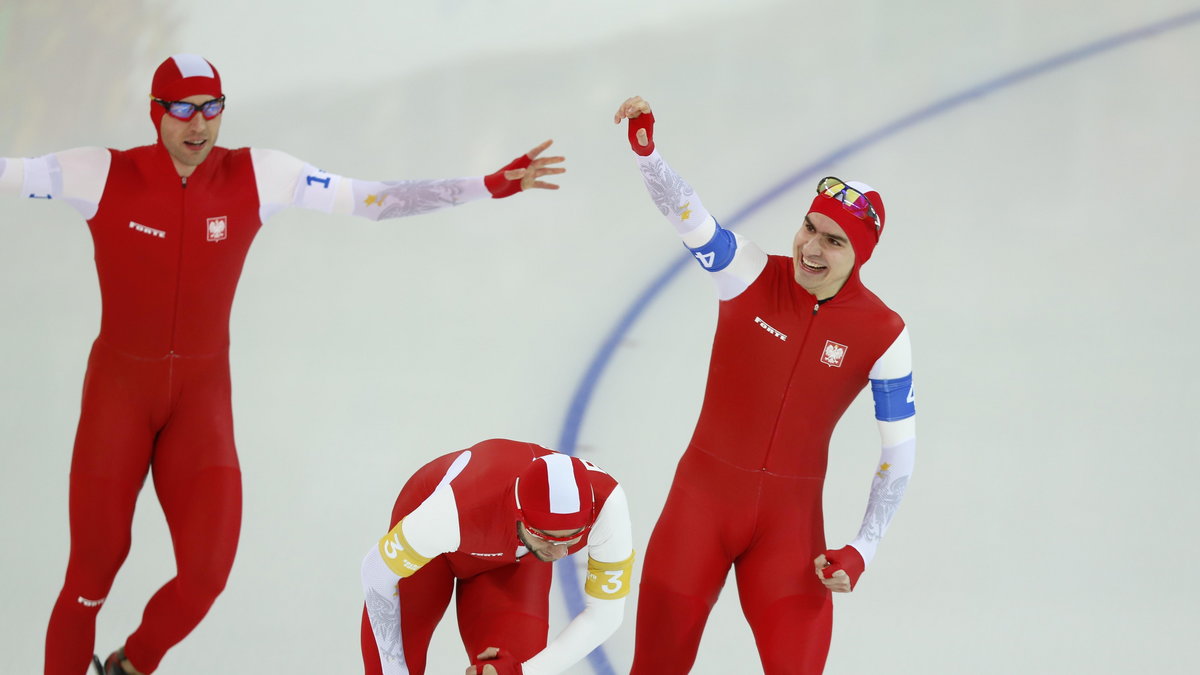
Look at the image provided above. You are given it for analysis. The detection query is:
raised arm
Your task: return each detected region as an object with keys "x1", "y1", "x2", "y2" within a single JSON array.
[
  {"x1": 614, "y1": 96, "x2": 767, "y2": 300},
  {"x1": 815, "y1": 327, "x2": 916, "y2": 592},
  {"x1": 0, "y1": 148, "x2": 111, "y2": 219},
  {"x1": 252, "y1": 141, "x2": 565, "y2": 223}
]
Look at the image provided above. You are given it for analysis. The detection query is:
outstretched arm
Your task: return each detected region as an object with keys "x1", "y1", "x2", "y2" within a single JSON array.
[
  {"x1": 815, "y1": 328, "x2": 917, "y2": 592},
  {"x1": 253, "y1": 142, "x2": 565, "y2": 223},
  {"x1": 1, "y1": 148, "x2": 111, "y2": 219},
  {"x1": 614, "y1": 96, "x2": 766, "y2": 301}
]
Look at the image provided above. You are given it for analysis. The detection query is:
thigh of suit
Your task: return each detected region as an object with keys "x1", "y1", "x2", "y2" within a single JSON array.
[
  {"x1": 148, "y1": 350, "x2": 241, "y2": 584},
  {"x1": 455, "y1": 554, "x2": 552, "y2": 663},
  {"x1": 630, "y1": 448, "x2": 762, "y2": 674},
  {"x1": 402, "y1": 557, "x2": 457, "y2": 675},
  {"x1": 733, "y1": 472, "x2": 831, "y2": 674},
  {"x1": 63, "y1": 341, "x2": 177, "y2": 588}
]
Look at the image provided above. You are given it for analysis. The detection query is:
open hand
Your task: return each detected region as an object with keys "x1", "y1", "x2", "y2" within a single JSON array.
[{"x1": 503, "y1": 139, "x2": 566, "y2": 191}]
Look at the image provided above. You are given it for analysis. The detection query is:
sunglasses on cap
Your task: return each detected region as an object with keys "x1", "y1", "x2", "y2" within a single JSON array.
[
  {"x1": 523, "y1": 523, "x2": 588, "y2": 544},
  {"x1": 817, "y1": 176, "x2": 880, "y2": 236},
  {"x1": 151, "y1": 95, "x2": 226, "y2": 121}
]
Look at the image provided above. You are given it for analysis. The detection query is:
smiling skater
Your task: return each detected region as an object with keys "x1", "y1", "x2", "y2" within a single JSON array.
[{"x1": 615, "y1": 96, "x2": 917, "y2": 674}]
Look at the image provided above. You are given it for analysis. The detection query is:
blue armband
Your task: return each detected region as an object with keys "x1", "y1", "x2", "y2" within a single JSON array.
[
  {"x1": 686, "y1": 220, "x2": 737, "y2": 272},
  {"x1": 870, "y1": 373, "x2": 915, "y2": 422}
]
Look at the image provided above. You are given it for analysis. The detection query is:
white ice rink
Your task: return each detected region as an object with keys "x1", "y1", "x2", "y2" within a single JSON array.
[{"x1": 2, "y1": 1, "x2": 1199, "y2": 672}]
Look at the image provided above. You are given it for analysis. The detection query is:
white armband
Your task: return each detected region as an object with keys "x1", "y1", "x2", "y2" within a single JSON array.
[
  {"x1": 292, "y1": 163, "x2": 343, "y2": 214},
  {"x1": 2, "y1": 149, "x2": 109, "y2": 220}
]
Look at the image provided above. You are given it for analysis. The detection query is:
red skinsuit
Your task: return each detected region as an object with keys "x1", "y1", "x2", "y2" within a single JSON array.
[
  {"x1": 45, "y1": 143, "x2": 259, "y2": 675},
  {"x1": 630, "y1": 257, "x2": 903, "y2": 674},
  {"x1": 360, "y1": 439, "x2": 619, "y2": 675}
]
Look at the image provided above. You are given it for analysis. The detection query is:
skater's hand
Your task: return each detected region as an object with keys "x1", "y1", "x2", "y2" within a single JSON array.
[
  {"x1": 484, "y1": 140, "x2": 566, "y2": 197},
  {"x1": 511, "y1": 139, "x2": 566, "y2": 191},
  {"x1": 613, "y1": 96, "x2": 655, "y2": 156},
  {"x1": 613, "y1": 95, "x2": 652, "y2": 123},
  {"x1": 465, "y1": 646, "x2": 496, "y2": 674},
  {"x1": 467, "y1": 647, "x2": 523, "y2": 675},
  {"x1": 813, "y1": 545, "x2": 865, "y2": 592},
  {"x1": 813, "y1": 554, "x2": 852, "y2": 592}
]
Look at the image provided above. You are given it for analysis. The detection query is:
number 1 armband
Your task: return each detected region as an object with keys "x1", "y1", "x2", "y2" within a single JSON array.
[{"x1": 584, "y1": 552, "x2": 636, "y2": 600}]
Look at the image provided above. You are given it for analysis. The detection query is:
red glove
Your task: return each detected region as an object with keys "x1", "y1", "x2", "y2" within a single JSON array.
[
  {"x1": 471, "y1": 649, "x2": 523, "y2": 675},
  {"x1": 820, "y1": 545, "x2": 866, "y2": 590},
  {"x1": 627, "y1": 111, "x2": 655, "y2": 156},
  {"x1": 484, "y1": 153, "x2": 533, "y2": 199}
]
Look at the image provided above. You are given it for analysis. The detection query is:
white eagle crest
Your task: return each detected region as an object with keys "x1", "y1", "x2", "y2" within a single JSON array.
[
  {"x1": 206, "y1": 217, "x2": 227, "y2": 241},
  {"x1": 823, "y1": 342, "x2": 846, "y2": 365}
]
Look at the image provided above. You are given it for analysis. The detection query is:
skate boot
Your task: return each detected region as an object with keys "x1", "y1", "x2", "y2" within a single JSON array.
[{"x1": 92, "y1": 648, "x2": 132, "y2": 675}]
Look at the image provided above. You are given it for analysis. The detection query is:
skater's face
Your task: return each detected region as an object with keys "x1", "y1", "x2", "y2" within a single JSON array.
[
  {"x1": 793, "y1": 212, "x2": 855, "y2": 300},
  {"x1": 517, "y1": 522, "x2": 585, "y2": 562},
  {"x1": 158, "y1": 94, "x2": 223, "y2": 177}
]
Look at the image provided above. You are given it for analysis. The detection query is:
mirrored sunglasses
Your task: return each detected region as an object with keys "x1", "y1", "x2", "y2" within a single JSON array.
[
  {"x1": 152, "y1": 95, "x2": 226, "y2": 121},
  {"x1": 525, "y1": 524, "x2": 588, "y2": 544},
  {"x1": 817, "y1": 176, "x2": 880, "y2": 236}
]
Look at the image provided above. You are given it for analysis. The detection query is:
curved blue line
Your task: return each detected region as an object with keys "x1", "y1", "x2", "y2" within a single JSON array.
[{"x1": 554, "y1": 9, "x2": 1200, "y2": 674}]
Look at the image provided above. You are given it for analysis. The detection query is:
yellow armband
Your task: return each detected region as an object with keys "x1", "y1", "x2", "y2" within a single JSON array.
[
  {"x1": 584, "y1": 552, "x2": 635, "y2": 600},
  {"x1": 377, "y1": 520, "x2": 433, "y2": 578}
]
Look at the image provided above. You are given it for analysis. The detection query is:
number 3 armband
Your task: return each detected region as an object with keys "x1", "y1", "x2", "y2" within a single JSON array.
[
  {"x1": 377, "y1": 520, "x2": 433, "y2": 578},
  {"x1": 584, "y1": 552, "x2": 636, "y2": 600}
]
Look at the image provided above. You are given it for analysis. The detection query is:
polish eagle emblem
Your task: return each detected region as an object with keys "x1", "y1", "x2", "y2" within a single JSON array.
[{"x1": 820, "y1": 340, "x2": 847, "y2": 367}]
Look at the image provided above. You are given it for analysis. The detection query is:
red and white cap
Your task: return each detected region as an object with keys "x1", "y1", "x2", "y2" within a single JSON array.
[
  {"x1": 515, "y1": 454, "x2": 595, "y2": 533},
  {"x1": 807, "y1": 180, "x2": 887, "y2": 266},
  {"x1": 149, "y1": 54, "x2": 222, "y2": 127}
]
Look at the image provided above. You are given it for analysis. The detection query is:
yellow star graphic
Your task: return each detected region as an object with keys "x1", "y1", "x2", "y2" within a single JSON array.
[
  {"x1": 679, "y1": 201, "x2": 692, "y2": 221},
  {"x1": 875, "y1": 462, "x2": 892, "y2": 479},
  {"x1": 365, "y1": 194, "x2": 385, "y2": 207}
]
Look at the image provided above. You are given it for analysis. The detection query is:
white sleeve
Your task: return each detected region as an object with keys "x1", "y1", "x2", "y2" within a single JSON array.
[
  {"x1": 522, "y1": 486, "x2": 633, "y2": 675},
  {"x1": 360, "y1": 547, "x2": 412, "y2": 675},
  {"x1": 1, "y1": 147, "x2": 110, "y2": 219},
  {"x1": 360, "y1": 455, "x2": 468, "y2": 675},
  {"x1": 251, "y1": 147, "x2": 490, "y2": 223},
  {"x1": 634, "y1": 150, "x2": 767, "y2": 300},
  {"x1": 581, "y1": 484, "x2": 633, "y2": 564},
  {"x1": 848, "y1": 328, "x2": 917, "y2": 566}
]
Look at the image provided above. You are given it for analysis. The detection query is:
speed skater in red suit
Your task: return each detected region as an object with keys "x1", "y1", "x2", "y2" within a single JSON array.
[
  {"x1": 614, "y1": 96, "x2": 917, "y2": 674},
  {"x1": 0, "y1": 54, "x2": 566, "y2": 675},
  {"x1": 359, "y1": 438, "x2": 635, "y2": 675}
]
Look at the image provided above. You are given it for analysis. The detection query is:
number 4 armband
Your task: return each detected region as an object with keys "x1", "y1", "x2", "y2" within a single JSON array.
[{"x1": 584, "y1": 552, "x2": 636, "y2": 600}]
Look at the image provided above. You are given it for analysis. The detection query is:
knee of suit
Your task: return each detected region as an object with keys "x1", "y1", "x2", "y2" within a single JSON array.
[
  {"x1": 61, "y1": 537, "x2": 133, "y2": 599},
  {"x1": 53, "y1": 584, "x2": 109, "y2": 617},
  {"x1": 173, "y1": 560, "x2": 233, "y2": 608}
]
